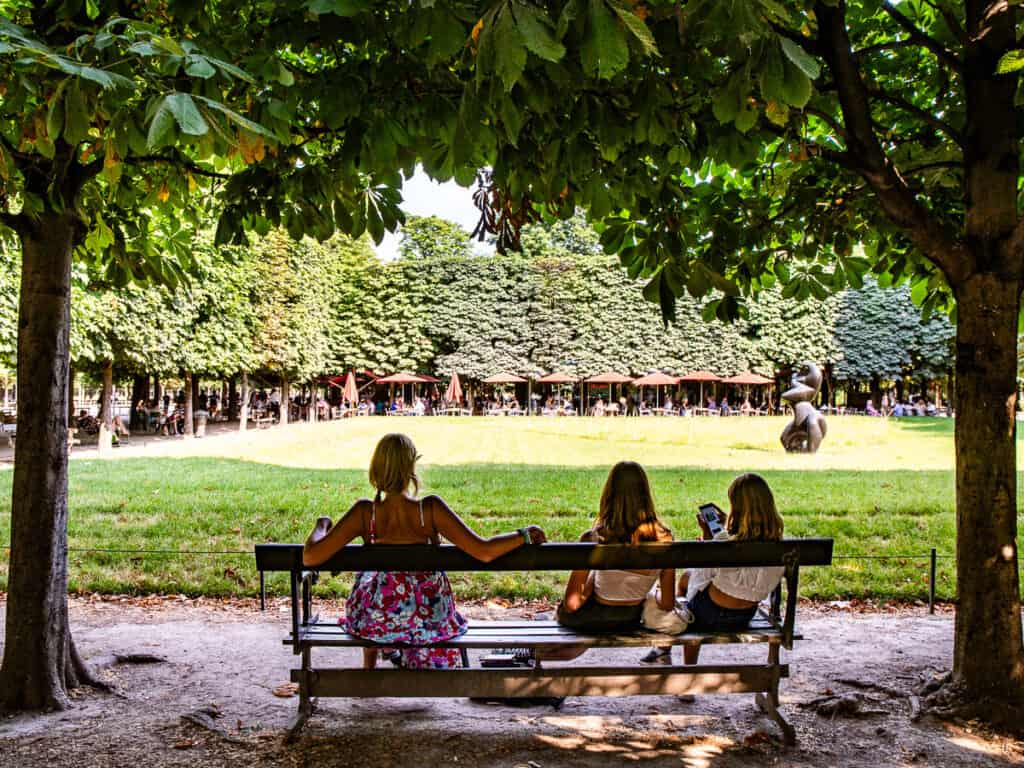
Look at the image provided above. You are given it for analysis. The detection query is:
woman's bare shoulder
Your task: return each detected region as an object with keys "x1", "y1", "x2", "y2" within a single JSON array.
[{"x1": 579, "y1": 528, "x2": 601, "y2": 543}]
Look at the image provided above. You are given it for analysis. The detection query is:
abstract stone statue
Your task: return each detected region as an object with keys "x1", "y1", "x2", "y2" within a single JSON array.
[{"x1": 780, "y1": 362, "x2": 828, "y2": 454}]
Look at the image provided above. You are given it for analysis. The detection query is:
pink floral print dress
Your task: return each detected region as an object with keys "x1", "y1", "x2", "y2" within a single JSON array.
[{"x1": 344, "y1": 499, "x2": 467, "y2": 669}]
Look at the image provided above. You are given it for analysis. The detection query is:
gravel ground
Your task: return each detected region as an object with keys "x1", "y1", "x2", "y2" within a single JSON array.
[{"x1": 1, "y1": 597, "x2": 1022, "y2": 768}]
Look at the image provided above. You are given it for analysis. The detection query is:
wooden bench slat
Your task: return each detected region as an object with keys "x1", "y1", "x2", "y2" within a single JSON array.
[
  {"x1": 290, "y1": 618, "x2": 796, "y2": 648},
  {"x1": 255, "y1": 539, "x2": 834, "y2": 573},
  {"x1": 294, "y1": 664, "x2": 789, "y2": 699}
]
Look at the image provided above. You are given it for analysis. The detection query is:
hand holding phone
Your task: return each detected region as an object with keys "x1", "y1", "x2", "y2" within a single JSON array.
[{"x1": 698, "y1": 503, "x2": 725, "y2": 538}]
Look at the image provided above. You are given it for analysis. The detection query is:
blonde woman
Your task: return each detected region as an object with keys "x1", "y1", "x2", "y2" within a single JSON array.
[
  {"x1": 557, "y1": 462, "x2": 675, "y2": 634},
  {"x1": 680, "y1": 472, "x2": 785, "y2": 664},
  {"x1": 304, "y1": 433, "x2": 546, "y2": 670}
]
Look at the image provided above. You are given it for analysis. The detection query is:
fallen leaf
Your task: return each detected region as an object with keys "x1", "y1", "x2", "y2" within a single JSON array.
[
  {"x1": 273, "y1": 683, "x2": 299, "y2": 698},
  {"x1": 173, "y1": 740, "x2": 196, "y2": 749}
]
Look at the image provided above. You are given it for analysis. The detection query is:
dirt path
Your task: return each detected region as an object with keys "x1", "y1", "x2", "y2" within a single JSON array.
[{"x1": 1, "y1": 598, "x2": 1021, "y2": 767}]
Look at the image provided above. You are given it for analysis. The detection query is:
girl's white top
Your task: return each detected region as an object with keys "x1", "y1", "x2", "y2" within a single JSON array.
[
  {"x1": 685, "y1": 532, "x2": 785, "y2": 603},
  {"x1": 593, "y1": 569, "x2": 660, "y2": 602}
]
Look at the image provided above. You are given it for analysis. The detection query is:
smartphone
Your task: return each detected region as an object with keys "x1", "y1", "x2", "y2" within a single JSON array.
[{"x1": 699, "y1": 503, "x2": 725, "y2": 537}]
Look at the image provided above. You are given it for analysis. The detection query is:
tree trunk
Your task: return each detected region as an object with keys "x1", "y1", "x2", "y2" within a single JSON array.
[
  {"x1": 97, "y1": 360, "x2": 113, "y2": 457},
  {"x1": 0, "y1": 211, "x2": 103, "y2": 710},
  {"x1": 183, "y1": 372, "x2": 194, "y2": 438},
  {"x1": 228, "y1": 377, "x2": 238, "y2": 421},
  {"x1": 951, "y1": 274, "x2": 1024, "y2": 704},
  {"x1": 308, "y1": 382, "x2": 317, "y2": 424},
  {"x1": 66, "y1": 362, "x2": 75, "y2": 426},
  {"x1": 280, "y1": 375, "x2": 290, "y2": 426},
  {"x1": 129, "y1": 375, "x2": 147, "y2": 431},
  {"x1": 239, "y1": 373, "x2": 248, "y2": 432},
  {"x1": 153, "y1": 375, "x2": 161, "y2": 405}
]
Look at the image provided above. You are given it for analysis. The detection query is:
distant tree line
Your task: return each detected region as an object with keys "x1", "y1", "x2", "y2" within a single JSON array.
[{"x1": 0, "y1": 215, "x2": 954, "y2": 414}]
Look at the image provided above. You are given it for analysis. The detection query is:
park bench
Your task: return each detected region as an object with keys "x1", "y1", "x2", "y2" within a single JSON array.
[{"x1": 255, "y1": 538, "x2": 833, "y2": 745}]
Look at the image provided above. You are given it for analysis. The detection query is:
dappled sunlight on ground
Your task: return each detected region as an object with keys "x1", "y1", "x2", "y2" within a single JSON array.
[{"x1": 59, "y1": 415, "x2": 963, "y2": 472}]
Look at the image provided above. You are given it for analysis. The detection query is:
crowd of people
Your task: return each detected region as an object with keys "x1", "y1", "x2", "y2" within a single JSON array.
[
  {"x1": 864, "y1": 392, "x2": 946, "y2": 418},
  {"x1": 304, "y1": 432, "x2": 785, "y2": 670}
]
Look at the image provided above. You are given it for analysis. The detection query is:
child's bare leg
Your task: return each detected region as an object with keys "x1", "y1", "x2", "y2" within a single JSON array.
[
  {"x1": 677, "y1": 570, "x2": 690, "y2": 596},
  {"x1": 362, "y1": 648, "x2": 379, "y2": 668},
  {"x1": 683, "y1": 642, "x2": 701, "y2": 665}
]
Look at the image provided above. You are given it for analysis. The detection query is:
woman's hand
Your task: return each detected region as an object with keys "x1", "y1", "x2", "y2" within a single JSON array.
[
  {"x1": 523, "y1": 525, "x2": 547, "y2": 544},
  {"x1": 695, "y1": 512, "x2": 712, "y2": 541},
  {"x1": 306, "y1": 516, "x2": 334, "y2": 547}
]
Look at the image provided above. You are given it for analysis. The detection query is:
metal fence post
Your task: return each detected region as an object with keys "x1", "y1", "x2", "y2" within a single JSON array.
[{"x1": 928, "y1": 548, "x2": 937, "y2": 614}]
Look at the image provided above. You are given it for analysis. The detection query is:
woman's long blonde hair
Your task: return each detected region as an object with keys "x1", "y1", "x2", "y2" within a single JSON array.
[
  {"x1": 596, "y1": 461, "x2": 672, "y2": 544},
  {"x1": 726, "y1": 473, "x2": 784, "y2": 541},
  {"x1": 368, "y1": 433, "x2": 420, "y2": 501}
]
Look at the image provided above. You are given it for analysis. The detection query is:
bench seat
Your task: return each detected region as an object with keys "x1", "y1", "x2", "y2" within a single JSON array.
[{"x1": 289, "y1": 613, "x2": 795, "y2": 649}]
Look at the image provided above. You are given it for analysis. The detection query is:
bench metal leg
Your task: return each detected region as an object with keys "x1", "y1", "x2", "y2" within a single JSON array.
[
  {"x1": 285, "y1": 648, "x2": 316, "y2": 744},
  {"x1": 756, "y1": 643, "x2": 795, "y2": 745}
]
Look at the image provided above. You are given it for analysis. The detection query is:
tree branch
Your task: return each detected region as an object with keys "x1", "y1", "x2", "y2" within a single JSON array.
[
  {"x1": 854, "y1": 40, "x2": 918, "y2": 59},
  {"x1": 867, "y1": 88, "x2": 964, "y2": 147},
  {"x1": 881, "y1": 1, "x2": 962, "y2": 73},
  {"x1": 126, "y1": 154, "x2": 233, "y2": 180},
  {"x1": 804, "y1": 106, "x2": 847, "y2": 142},
  {"x1": 900, "y1": 160, "x2": 962, "y2": 176},
  {"x1": 815, "y1": 1, "x2": 971, "y2": 284}
]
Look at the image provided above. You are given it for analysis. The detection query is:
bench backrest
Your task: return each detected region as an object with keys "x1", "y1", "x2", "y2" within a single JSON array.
[
  {"x1": 255, "y1": 539, "x2": 833, "y2": 573},
  {"x1": 255, "y1": 539, "x2": 833, "y2": 652}
]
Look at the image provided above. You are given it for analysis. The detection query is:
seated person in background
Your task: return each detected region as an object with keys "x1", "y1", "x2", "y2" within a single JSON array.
[
  {"x1": 678, "y1": 473, "x2": 785, "y2": 664},
  {"x1": 865, "y1": 399, "x2": 879, "y2": 416},
  {"x1": 111, "y1": 414, "x2": 130, "y2": 437},
  {"x1": 719, "y1": 397, "x2": 731, "y2": 416},
  {"x1": 893, "y1": 401, "x2": 905, "y2": 417},
  {"x1": 706, "y1": 397, "x2": 717, "y2": 412},
  {"x1": 739, "y1": 398, "x2": 753, "y2": 415},
  {"x1": 593, "y1": 398, "x2": 606, "y2": 417},
  {"x1": 76, "y1": 410, "x2": 99, "y2": 435},
  {"x1": 304, "y1": 433, "x2": 546, "y2": 669},
  {"x1": 548, "y1": 461, "x2": 675, "y2": 660}
]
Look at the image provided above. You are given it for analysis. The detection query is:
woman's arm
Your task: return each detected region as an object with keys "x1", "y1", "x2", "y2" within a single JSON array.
[
  {"x1": 561, "y1": 529, "x2": 599, "y2": 612},
  {"x1": 657, "y1": 567, "x2": 676, "y2": 610},
  {"x1": 431, "y1": 496, "x2": 546, "y2": 562},
  {"x1": 302, "y1": 501, "x2": 368, "y2": 566}
]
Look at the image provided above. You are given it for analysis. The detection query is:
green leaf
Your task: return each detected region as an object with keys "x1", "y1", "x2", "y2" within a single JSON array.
[
  {"x1": 277, "y1": 62, "x2": 295, "y2": 86},
  {"x1": 184, "y1": 55, "x2": 217, "y2": 79},
  {"x1": 609, "y1": 0, "x2": 658, "y2": 57},
  {"x1": 641, "y1": 271, "x2": 661, "y2": 302},
  {"x1": 779, "y1": 38, "x2": 820, "y2": 80},
  {"x1": 996, "y1": 49, "x2": 1024, "y2": 74},
  {"x1": 780, "y1": 58, "x2": 812, "y2": 108},
  {"x1": 306, "y1": 0, "x2": 368, "y2": 15},
  {"x1": 63, "y1": 81, "x2": 90, "y2": 146},
  {"x1": 580, "y1": 0, "x2": 629, "y2": 80},
  {"x1": 46, "y1": 80, "x2": 67, "y2": 142},
  {"x1": 493, "y1": 7, "x2": 527, "y2": 91},
  {"x1": 164, "y1": 93, "x2": 209, "y2": 136},
  {"x1": 512, "y1": 4, "x2": 565, "y2": 62},
  {"x1": 194, "y1": 96, "x2": 276, "y2": 139},
  {"x1": 146, "y1": 99, "x2": 177, "y2": 150}
]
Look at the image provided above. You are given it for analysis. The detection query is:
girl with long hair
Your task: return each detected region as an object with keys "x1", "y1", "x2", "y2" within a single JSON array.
[{"x1": 304, "y1": 433, "x2": 547, "y2": 669}]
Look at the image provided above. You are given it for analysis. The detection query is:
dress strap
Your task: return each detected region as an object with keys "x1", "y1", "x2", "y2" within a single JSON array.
[{"x1": 368, "y1": 500, "x2": 376, "y2": 544}]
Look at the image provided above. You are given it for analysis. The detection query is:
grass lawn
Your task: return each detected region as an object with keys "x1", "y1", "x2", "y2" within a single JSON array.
[{"x1": 0, "y1": 415, "x2": 1019, "y2": 601}]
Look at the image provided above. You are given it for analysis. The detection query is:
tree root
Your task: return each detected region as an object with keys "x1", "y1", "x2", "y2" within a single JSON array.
[
  {"x1": 920, "y1": 676, "x2": 1024, "y2": 736},
  {"x1": 67, "y1": 636, "x2": 112, "y2": 693},
  {"x1": 181, "y1": 706, "x2": 248, "y2": 745}
]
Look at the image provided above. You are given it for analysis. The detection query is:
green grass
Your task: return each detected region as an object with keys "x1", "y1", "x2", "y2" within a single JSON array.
[{"x1": 0, "y1": 415, "x2": 1018, "y2": 601}]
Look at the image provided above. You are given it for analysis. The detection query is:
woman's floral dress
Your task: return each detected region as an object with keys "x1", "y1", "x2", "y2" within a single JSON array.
[{"x1": 344, "y1": 500, "x2": 467, "y2": 669}]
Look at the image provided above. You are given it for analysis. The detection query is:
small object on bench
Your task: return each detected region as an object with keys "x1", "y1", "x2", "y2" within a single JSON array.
[{"x1": 255, "y1": 539, "x2": 833, "y2": 745}]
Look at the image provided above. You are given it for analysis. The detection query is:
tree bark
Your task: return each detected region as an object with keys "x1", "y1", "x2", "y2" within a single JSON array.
[
  {"x1": 183, "y1": 372, "x2": 194, "y2": 438},
  {"x1": 951, "y1": 274, "x2": 1024, "y2": 704},
  {"x1": 153, "y1": 375, "x2": 161, "y2": 405},
  {"x1": 239, "y1": 373, "x2": 249, "y2": 432},
  {"x1": 308, "y1": 382, "x2": 317, "y2": 423},
  {"x1": 129, "y1": 374, "x2": 147, "y2": 431},
  {"x1": 97, "y1": 361, "x2": 113, "y2": 456},
  {"x1": 0, "y1": 211, "x2": 103, "y2": 710}
]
